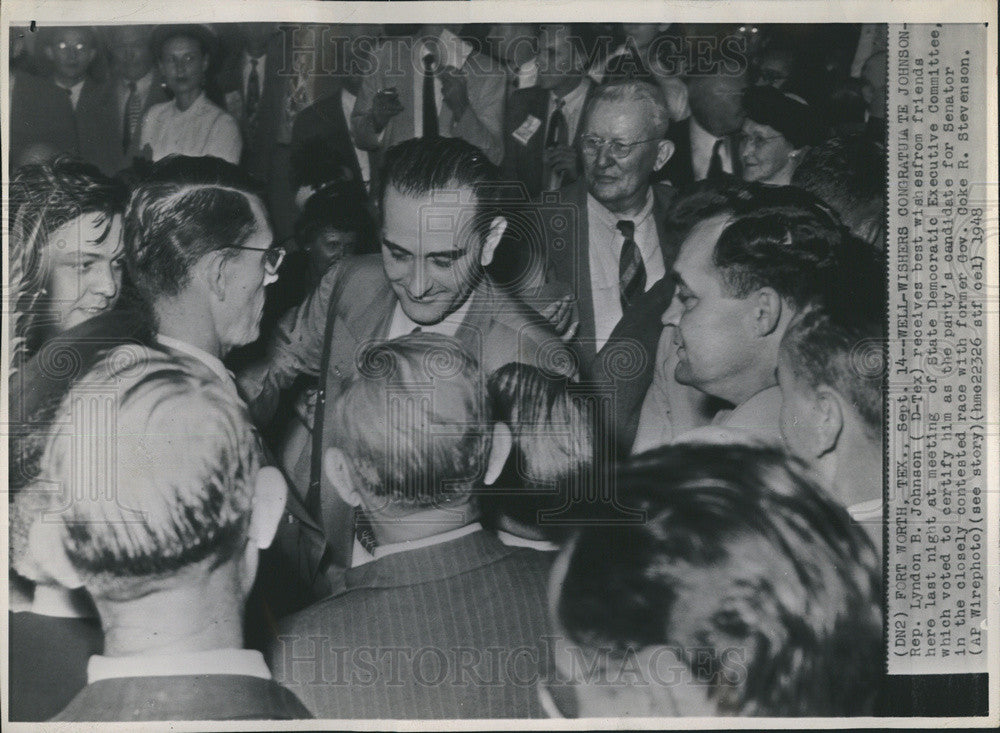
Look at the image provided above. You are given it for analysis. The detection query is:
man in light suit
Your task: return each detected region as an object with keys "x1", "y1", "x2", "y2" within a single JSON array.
[
  {"x1": 351, "y1": 25, "x2": 506, "y2": 165},
  {"x1": 21, "y1": 349, "x2": 308, "y2": 721},
  {"x1": 238, "y1": 137, "x2": 571, "y2": 592},
  {"x1": 270, "y1": 334, "x2": 553, "y2": 719}
]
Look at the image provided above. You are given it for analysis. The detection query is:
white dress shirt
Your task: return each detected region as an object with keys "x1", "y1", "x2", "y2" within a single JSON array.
[
  {"x1": 586, "y1": 189, "x2": 665, "y2": 349},
  {"x1": 140, "y1": 91, "x2": 243, "y2": 164},
  {"x1": 386, "y1": 294, "x2": 473, "y2": 341},
  {"x1": 56, "y1": 78, "x2": 85, "y2": 110},
  {"x1": 88, "y1": 648, "x2": 272, "y2": 683},
  {"x1": 242, "y1": 51, "x2": 266, "y2": 103},
  {"x1": 689, "y1": 115, "x2": 735, "y2": 181},
  {"x1": 341, "y1": 87, "x2": 371, "y2": 189}
]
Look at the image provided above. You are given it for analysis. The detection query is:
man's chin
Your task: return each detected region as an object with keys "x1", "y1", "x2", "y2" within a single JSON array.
[{"x1": 673, "y1": 360, "x2": 697, "y2": 386}]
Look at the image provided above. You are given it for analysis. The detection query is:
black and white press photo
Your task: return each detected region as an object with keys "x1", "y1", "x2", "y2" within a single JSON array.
[{"x1": 2, "y1": 0, "x2": 996, "y2": 728}]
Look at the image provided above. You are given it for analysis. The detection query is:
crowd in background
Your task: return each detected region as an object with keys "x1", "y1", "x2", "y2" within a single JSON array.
[{"x1": 7, "y1": 21, "x2": 890, "y2": 722}]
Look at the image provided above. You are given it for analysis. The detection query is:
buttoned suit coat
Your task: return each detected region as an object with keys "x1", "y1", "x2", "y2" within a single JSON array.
[{"x1": 269, "y1": 530, "x2": 553, "y2": 719}]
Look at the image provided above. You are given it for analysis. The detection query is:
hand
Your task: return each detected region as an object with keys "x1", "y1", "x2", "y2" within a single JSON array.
[
  {"x1": 438, "y1": 66, "x2": 470, "y2": 119},
  {"x1": 371, "y1": 88, "x2": 404, "y2": 131},
  {"x1": 543, "y1": 145, "x2": 580, "y2": 184},
  {"x1": 539, "y1": 294, "x2": 579, "y2": 342}
]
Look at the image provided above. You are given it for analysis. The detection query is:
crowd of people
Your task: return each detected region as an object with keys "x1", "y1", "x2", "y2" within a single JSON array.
[{"x1": 7, "y1": 21, "x2": 889, "y2": 721}]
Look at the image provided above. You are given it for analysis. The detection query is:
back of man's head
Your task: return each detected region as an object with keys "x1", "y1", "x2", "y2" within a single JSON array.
[
  {"x1": 329, "y1": 333, "x2": 489, "y2": 508},
  {"x1": 23, "y1": 347, "x2": 271, "y2": 601},
  {"x1": 553, "y1": 442, "x2": 882, "y2": 716},
  {"x1": 125, "y1": 155, "x2": 263, "y2": 305},
  {"x1": 710, "y1": 186, "x2": 845, "y2": 312},
  {"x1": 485, "y1": 362, "x2": 594, "y2": 532}
]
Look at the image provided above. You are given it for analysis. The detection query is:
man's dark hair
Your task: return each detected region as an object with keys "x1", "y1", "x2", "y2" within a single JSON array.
[
  {"x1": 792, "y1": 133, "x2": 887, "y2": 248},
  {"x1": 484, "y1": 362, "x2": 594, "y2": 530},
  {"x1": 125, "y1": 155, "x2": 264, "y2": 303},
  {"x1": 378, "y1": 137, "x2": 501, "y2": 241},
  {"x1": 710, "y1": 186, "x2": 845, "y2": 311},
  {"x1": 557, "y1": 442, "x2": 883, "y2": 716},
  {"x1": 294, "y1": 183, "x2": 377, "y2": 254},
  {"x1": 781, "y1": 238, "x2": 886, "y2": 434}
]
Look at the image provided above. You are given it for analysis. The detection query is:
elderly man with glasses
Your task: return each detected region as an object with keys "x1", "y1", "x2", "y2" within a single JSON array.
[
  {"x1": 527, "y1": 78, "x2": 678, "y2": 451},
  {"x1": 125, "y1": 155, "x2": 283, "y2": 396}
]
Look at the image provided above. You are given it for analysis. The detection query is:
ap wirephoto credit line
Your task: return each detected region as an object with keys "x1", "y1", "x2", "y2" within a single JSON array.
[{"x1": 1, "y1": 1, "x2": 997, "y2": 729}]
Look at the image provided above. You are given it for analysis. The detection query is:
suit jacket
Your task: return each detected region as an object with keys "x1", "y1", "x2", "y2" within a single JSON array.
[
  {"x1": 351, "y1": 38, "x2": 506, "y2": 164},
  {"x1": 291, "y1": 86, "x2": 371, "y2": 201},
  {"x1": 658, "y1": 116, "x2": 743, "y2": 189},
  {"x1": 8, "y1": 612, "x2": 103, "y2": 722},
  {"x1": 238, "y1": 254, "x2": 571, "y2": 594},
  {"x1": 74, "y1": 78, "x2": 125, "y2": 176},
  {"x1": 538, "y1": 178, "x2": 678, "y2": 368},
  {"x1": 500, "y1": 82, "x2": 593, "y2": 201},
  {"x1": 216, "y1": 37, "x2": 285, "y2": 181},
  {"x1": 8, "y1": 70, "x2": 78, "y2": 172},
  {"x1": 52, "y1": 674, "x2": 311, "y2": 721},
  {"x1": 270, "y1": 530, "x2": 553, "y2": 719}
]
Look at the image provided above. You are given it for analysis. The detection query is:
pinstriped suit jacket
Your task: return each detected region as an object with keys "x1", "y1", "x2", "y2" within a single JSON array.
[{"x1": 269, "y1": 530, "x2": 554, "y2": 719}]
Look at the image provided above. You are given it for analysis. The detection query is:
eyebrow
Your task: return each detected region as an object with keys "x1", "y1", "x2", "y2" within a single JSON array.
[{"x1": 382, "y1": 238, "x2": 467, "y2": 260}]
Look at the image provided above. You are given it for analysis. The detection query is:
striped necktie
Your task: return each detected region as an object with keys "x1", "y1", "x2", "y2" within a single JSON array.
[
  {"x1": 617, "y1": 219, "x2": 646, "y2": 311},
  {"x1": 122, "y1": 81, "x2": 141, "y2": 153}
]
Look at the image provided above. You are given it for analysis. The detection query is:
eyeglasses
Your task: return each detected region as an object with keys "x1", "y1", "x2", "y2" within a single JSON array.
[
  {"x1": 579, "y1": 134, "x2": 662, "y2": 160},
  {"x1": 737, "y1": 131, "x2": 786, "y2": 151},
  {"x1": 228, "y1": 245, "x2": 286, "y2": 274}
]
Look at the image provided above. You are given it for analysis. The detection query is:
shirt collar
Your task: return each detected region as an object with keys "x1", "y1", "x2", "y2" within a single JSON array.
[
  {"x1": 88, "y1": 648, "x2": 271, "y2": 684},
  {"x1": 552, "y1": 76, "x2": 589, "y2": 108},
  {"x1": 495, "y1": 530, "x2": 559, "y2": 552},
  {"x1": 156, "y1": 334, "x2": 235, "y2": 390},
  {"x1": 389, "y1": 293, "x2": 473, "y2": 339},
  {"x1": 587, "y1": 187, "x2": 655, "y2": 230},
  {"x1": 373, "y1": 522, "x2": 483, "y2": 560},
  {"x1": 30, "y1": 586, "x2": 94, "y2": 619},
  {"x1": 416, "y1": 30, "x2": 473, "y2": 70},
  {"x1": 123, "y1": 70, "x2": 153, "y2": 94}
]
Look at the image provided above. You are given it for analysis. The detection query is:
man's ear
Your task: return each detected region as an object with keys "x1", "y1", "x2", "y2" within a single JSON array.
[
  {"x1": 323, "y1": 447, "x2": 362, "y2": 507},
  {"x1": 653, "y1": 138, "x2": 675, "y2": 172},
  {"x1": 43, "y1": 46, "x2": 55, "y2": 62},
  {"x1": 813, "y1": 386, "x2": 845, "y2": 457},
  {"x1": 204, "y1": 251, "x2": 229, "y2": 302},
  {"x1": 751, "y1": 287, "x2": 783, "y2": 337},
  {"x1": 480, "y1": 215, "x2": 508, "y2": 267},
  {"x1": 248, "y1": 466, "x2": 288, "y2": 550},
  {"x1": 484, "y1": 421, "x2": 512, "y2": 486},
  {"x1": 25, "y1": 518, "x2": 84, "y2": 590}
]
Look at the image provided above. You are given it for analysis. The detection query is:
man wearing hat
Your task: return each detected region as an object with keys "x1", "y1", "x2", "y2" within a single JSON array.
[{"x1": 139, "y1": 24, "x2": 242, "y2": 164}]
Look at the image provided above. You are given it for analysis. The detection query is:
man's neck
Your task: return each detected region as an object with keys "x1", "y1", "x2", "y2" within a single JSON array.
[
  {"x1": 173, "y1": 88, "x2": 202, "y2": 112},
  {"x1": 155, "y1": 302, "x2": 225, "y2": 360},
  {"x1": 550, "y1": 73, "x2": 584, "y2": 100},
  {"x1": 592, "y1": 186, "x2": 651, "y2": 220},
  {"x1": 96, "y1": 572, "x2": 244, "y2": 658},
  {"x1": 367, "y1": 498, "x2": 479, "y2": 547},
  {"x1": 830, "y1": 428, "x2": 883, "y2": 508}
]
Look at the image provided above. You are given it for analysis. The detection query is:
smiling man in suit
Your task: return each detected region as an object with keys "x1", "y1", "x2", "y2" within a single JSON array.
[{"x1": 239, "y1": 136, "x2": 570, "y2": 591}]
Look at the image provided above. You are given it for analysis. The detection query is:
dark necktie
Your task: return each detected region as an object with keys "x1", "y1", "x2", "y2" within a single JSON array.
[
  {"x1": 546, "y1": 97, "x2": 567, "y2": 147},
  {"x1": 422, "y1": 53, "x2": 439, "y2": 138},
  {"x1": 246, "y1": 57, "x2": 261, "y2": 133},
  {"x1": 707, "y1": 137, "x2": 726, "y2": 180},
  {"x1": 122, "y1": 81, "x2": 140, "y2": 153},
  {"x1": 617, "y1": 219, "x2": 646, "y2": 311}
]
